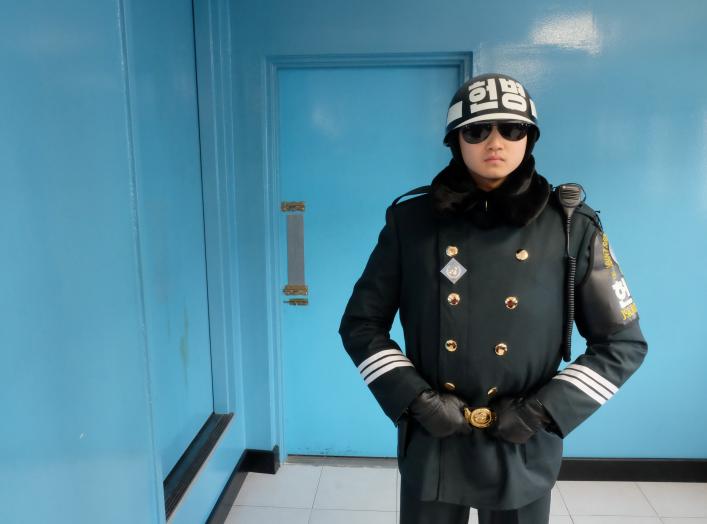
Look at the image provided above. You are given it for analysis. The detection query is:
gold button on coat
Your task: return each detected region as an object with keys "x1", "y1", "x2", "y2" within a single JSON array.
[
  {"x1": 447, "y1": 293, "x2": 460, "y2": 306},
  {"x1": 445, "y1": 339, "x2": 458, "y2": 352},
  {"x1": 487, "y1": 387, "x2": 498, "y2": 397},
  {"x1": 515, "y1": 249, "x2": 529, "y2": 261},
  {"x1": 446, "y1": 245, "x2": 458, "y2": 257},
  {"x1": 444, "y1": 382, "x2": 456, "y2": 391},
  {"x1": 494, "y1": 343, "x2": 508, "y2": 356},
  {"x1": 505, "y1": 296, "x2": 519, "y2": 310}
]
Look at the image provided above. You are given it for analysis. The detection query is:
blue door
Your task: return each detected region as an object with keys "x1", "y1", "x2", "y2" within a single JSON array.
[{"x1": 277, "y1": 58, "x2": 469, "y2": 456}]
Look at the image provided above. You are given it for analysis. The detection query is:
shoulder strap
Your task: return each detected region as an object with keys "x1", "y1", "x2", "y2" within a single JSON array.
[
  {"x1": 576, "y1": 207, "x2": 603, "y2": 231},
  {"x1": 392, "y1": 185, "x2": 431, "y2": 207}
]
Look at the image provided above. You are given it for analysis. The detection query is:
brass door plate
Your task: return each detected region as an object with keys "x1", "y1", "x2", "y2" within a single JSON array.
[
  {"x1": 284, "y1": 298, "x2": 309, "y2": 306},
  {"x1": 281, "y1": 201, "x2": 305, "y2": 212},
  {"x1": 283, "y1": 284, "x2": 308, "y2": 296}
]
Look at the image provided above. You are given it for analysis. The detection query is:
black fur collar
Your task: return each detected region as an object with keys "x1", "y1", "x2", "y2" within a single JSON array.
[{"x1": 430, "y1": 154, "x2": 551, "y2": 228}]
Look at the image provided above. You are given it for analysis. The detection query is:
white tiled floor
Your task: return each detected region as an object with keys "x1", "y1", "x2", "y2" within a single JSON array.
[{"x1": 225, "y1": 460, "x2": 707, "y2": 524}]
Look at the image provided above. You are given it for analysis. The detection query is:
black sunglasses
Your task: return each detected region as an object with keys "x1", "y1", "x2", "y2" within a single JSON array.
[{"x1": 460, "y1": 122, "x2": 530, "y2": 144}]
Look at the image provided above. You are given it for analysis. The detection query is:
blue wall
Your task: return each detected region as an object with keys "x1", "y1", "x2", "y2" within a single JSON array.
[
  {"x1": 2, "y1": 1, "x2": 706, "y2": 523},
  {"x1": 0, "y1": 1, "x2": 164, "y2": 522},
  {"x1": 230, "y1": 0, "x2": 707, "y2": 458},
  {"x1": 1, "y1": 1, "x2": 244, "y2": 523}
]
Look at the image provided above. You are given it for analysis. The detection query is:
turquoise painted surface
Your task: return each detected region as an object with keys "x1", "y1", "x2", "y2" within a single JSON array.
[
  {"x1": 230, "y1": 0, "x2": 707, "y2": 458},
  {"x1": 2, "y1": 1, "x2": 706, "y2": 523},
  {"x1": 168, "y1": 421, "x2": 243, "y2": 524},
  {"x1": 123, "y1": 0, "x2": 215, "y2": 479},
  {"x1": 0, "y1": 1, "x2": 163, "y2": 523},
  {"x1": 1, "y1": 0, "x2": 244, "y2": 523},
  {"x1": 279, "y1": 63, "x2": 462, "y2": 456}
]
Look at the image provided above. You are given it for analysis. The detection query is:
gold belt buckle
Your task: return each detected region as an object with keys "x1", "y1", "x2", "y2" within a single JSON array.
[{"x1": 464, "y1": 407, "x2": 497, "y2": 429}]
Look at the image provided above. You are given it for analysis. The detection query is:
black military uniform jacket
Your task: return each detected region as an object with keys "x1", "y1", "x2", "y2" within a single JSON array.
[{"x1": 338, "y1": 157, "x2": 647, "y2": 510}]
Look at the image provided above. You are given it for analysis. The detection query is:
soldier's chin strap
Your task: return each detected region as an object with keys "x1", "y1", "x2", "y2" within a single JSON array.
[{"x1": 556, "y1": 183, "x2": 586, "y2": 362}]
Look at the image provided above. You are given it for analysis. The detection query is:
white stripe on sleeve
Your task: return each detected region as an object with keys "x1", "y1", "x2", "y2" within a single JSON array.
[
  {"x1": 567, "y1": 364, "x2": 619, "y2": 394},
  {"x1": 357, "y1": 348, "x2": 415, "y2": 385},
  {"x1": 558, "y1": 369, "x2": 614, "y2": 401},
  {"x1": 553, "y1": 375, "x2": 607, "y2": 405},
  {"x1": 361, "y1": 355, "x2": 411, "y2": 381},
  {"x1": 364, "y1": 361, "x2": 414, "y2": 385},
  {"x1": 357, "y1": 349, "x2": 402, "y2": 372}
]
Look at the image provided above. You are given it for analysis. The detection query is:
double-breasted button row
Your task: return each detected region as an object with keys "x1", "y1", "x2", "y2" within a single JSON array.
[
  {"x1": 446, "y1": 245, "x2": 525, "y2": 262},
  {"x1": 508, "y1": 247, "x2": 525, "y2": 311},
  {"x1": 499, "y1": 254, "x2": 521, "y2": 355},
  {"x1": 447, "y1": 292, "x2": 460, "y2": 306},
  {"x1": 442, "y1": 384, "x2": 498, "y2": 396},
  {"x1": 442, "y1": 249, "x2": 521, "y2": 387},
  {"x1": 491, "y1": 250, "x2": 523, "y2": 358},
  {"x1": 443, "y1": 248, "x2": 460, "y2": 391},
  {"x1": 505, "y1": 296, "x2": 519, "y2": 309},
  {"x1": 447, "y1": 245, "x2": 526, "y2": 261}
]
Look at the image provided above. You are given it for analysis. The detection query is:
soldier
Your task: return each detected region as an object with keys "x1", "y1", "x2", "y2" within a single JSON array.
[{"x1": 338, "y1": 73, "x2": 647, "y2": 524}]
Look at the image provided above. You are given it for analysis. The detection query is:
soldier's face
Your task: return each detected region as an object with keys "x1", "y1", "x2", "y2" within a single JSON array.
[{"x1": 458, "y1": 126, "x2": 527, "y2": 191}]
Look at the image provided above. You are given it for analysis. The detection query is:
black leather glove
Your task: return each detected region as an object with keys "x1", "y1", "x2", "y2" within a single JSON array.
[
  {"x1": 407, "y1": 389, "x2": 473, "y2": 438},
  {"x1": 487, "y1": 396, "x2": 554, "y2": 444}
]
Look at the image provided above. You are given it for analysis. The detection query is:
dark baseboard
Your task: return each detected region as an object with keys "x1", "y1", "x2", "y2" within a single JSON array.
[
  {"x1": 206, "y1": 452, "x2": 707, "y2": 523},
  {"x1": 239, "y1": 446, "x2": 281, "y2": 474},
  {"x1": 163, "y1": 412, "x2": 234, "y2": 521},
  {"x1": 206, "y1": 445, "x2": 280, "y2": 524},
  {"x1": 558, "y1": 458, "x2": 707, "y2": 482}
]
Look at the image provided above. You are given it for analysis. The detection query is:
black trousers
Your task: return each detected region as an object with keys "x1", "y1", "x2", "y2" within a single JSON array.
[{"x1": 399, "y1": 479, "x2": 551, "y2": 524}]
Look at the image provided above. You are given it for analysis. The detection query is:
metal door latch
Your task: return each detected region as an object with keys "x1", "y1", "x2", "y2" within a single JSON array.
[{"x1": 282, "y1": 201, "x2": 308, "y2": 305}]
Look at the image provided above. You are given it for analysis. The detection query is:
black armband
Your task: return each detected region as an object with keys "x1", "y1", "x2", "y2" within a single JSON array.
[{"x1": 577, "y1": 230, "x2": 639, "y2": 339}]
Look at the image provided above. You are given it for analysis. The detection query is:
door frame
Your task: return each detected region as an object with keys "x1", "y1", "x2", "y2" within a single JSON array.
[
  {"x1": 264, "y1": 52, "x2": 473, "y2": 459},
  {"x1": 193, "y1": 0, "x2": 241, "y2": 417}
]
